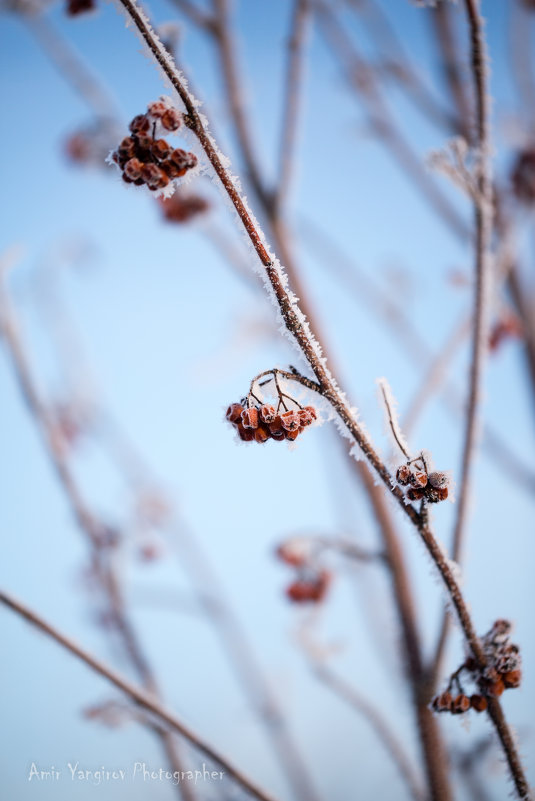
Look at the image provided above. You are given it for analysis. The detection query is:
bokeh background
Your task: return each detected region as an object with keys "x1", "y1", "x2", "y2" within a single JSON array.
[{"x1": 0, "y1": 1, "x2": 534, "y2": 799}]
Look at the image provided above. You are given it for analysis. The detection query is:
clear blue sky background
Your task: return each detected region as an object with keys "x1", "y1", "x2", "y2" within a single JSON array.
[{"x1": 0, "y1": 1, "x2": 534, "y2": 800}]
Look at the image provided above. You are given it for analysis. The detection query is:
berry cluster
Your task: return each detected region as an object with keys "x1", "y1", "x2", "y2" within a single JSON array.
[
  {"x1": 511, "y1": 149, "x2": 535, "y2": 204},
  {"x1": 432, "y1": 620, "x2": 522, "y2": 716},
  {"x1": 276, "y1": 539, "x2": 331, "y2": 604},
  {"x1": 226, "y1": 402, "x2": 317, "y2": 444},
  {"x1": 396, "y1": 456, "x2": 450, "y2": 504},
  {"x1": 158, "y1": 192, "x2": 209, "y2": 224},
  {"x1": 110, "y1": 100, "x2": 197, "y2": 193}
]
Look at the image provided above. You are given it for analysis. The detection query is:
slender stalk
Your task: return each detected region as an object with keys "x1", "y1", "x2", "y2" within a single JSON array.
[
  {"x1": 113, "y1": 3, "x2": 530, "y2": 795},
  {"x1": 0, "y1": 588, "x2": 280, "y2": 801}
]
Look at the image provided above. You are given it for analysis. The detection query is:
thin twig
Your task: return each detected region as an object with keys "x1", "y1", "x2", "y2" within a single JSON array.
[{"x1": 0, "y1": 588, "x2": 280, "y2": 801}]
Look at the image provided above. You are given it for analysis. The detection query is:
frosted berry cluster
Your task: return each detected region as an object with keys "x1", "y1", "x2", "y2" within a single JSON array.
[
  {"x1": 226, "y1": 402, "x2": 317, "y2": 444},
  {"x1": 111, "y1": 101, "x2": 197, "y2": 193},
  {"x1": 432, "y1": 620, "x2": 522, "y2": 716},
  {"x1": 276, "y1": 540, "x2": 331, "y2": 604},
  {"x1": 396, "y1": 456, "x2": 450, "y2": 504}
]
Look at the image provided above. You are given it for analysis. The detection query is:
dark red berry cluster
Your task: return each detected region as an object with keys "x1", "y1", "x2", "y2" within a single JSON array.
[
  {"x1": 432, "y1": 620, "x2": 522, "y2": 716},
  {"x1": 276, "y1": 540, "x2": 331, "y2": 604},
  {"x1": 511, "y1": 149, "x2": 535, "y2": 204},
  {"x1": 66, "y1": 0, "x2": 95, "y2": 15},
  {"x1": 396, "y1": 459, "x2": 450, "y2": 503},
  {"x1": 158, "y1": 192, "x2": 209, "y2": 224},
  {"x1": 226, "y1": 402, "x2": 317, "y2": 444},
  {"x1": 111, "y1": 101, "x2": 197, "y2": 192}
]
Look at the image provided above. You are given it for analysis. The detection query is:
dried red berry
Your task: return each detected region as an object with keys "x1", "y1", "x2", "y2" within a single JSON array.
[
  {"x1": 129, "y1": 114, "x2": 151, "y2": 134},
  {"x1": 470, "y1": 694, "x2": 488, "y2": 712},
  {"x1": 286, "y1": 570, "x2": 330, "y2": 603},
  {"x1": 236, "y1": 424, "x2": 254, "y2": 442},
  {"x1": 426, "y1": 486, "x2": 448, "y2": 503},
  {"x1": 285, "y1": 428, "x2": 301, "y2": 441},
  {"x1": 281, "y1": 410, "x2": 301, "y2": 432},
  {"x1": 241, "y1": 407, "x2": 259, "y2": 429},
  {"x1": 152, "y1": 139, "x2": 171, "y2": 161},
  {"x1": 226, "y1": 403, "x2": 243, "y2": 424},
  {"x1": 487, "y1": 677, "x2": 505, "y2": 697},
  {"x1": 410, "y1": 471, "x2": 428, "y2": 488},
  {"x1": 268, "y1": 416, "x2": 284, "y2": 436},
  {"x1": 432, "y1": 691, "x2": 453, "y2": 712},
  {"x1": 161, "y1": 108, "x2": 182, "y2": 131},
  {"x1": 254, "y1": 425, "x2": 270, "y2": 444},
  {"x1": 452, "y1": 694, "x2": 470, "y2": 714},
  {"x1": 147, "y1": 101, "x2": 168, "y2": 119},
  {"x1": 396, "y1": 464, "x2": 411, "y2": 486},
  {"x1": 260, "y1": 404, "x2": 277, "y2": 424},
  {"x1": 502, "y1": 670, "x2": 522, "y2": 689},
  {"x1": 141, "y1": 163, "x2": 164, "y2": 189},
  {"x1": 124, "y1": 157, "x2": 143, "y2": 181}
]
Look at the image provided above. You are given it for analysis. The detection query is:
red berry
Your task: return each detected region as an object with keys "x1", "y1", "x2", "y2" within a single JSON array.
[
  {"x1": 226, "y1": 403, "x2": 243, "y2": 424},
  {"x1": 470, "y1": 694, "x2": 488, "y2": 712},
  {"x1": 161, "y1": 108, "x2": 182, "y2": 131},
  {"x1": 241, "y1": 407, "x2": 259, "y2": 429},
  {"x1": 260, "y1": 404, "x2": 277, "y2": 424},
  {"x1": 281, "y1": 410, "x2": 300, "y2": 432}
]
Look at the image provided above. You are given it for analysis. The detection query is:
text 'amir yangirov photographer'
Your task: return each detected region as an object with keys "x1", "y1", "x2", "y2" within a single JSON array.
[{"x1": 28, "y1": 761, "x2": 225, "y2": 787}]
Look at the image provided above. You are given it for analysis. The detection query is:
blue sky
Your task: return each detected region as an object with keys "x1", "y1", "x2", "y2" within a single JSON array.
[{"x1": 0, "y1": 1, "x2": 534, "y2": 800}]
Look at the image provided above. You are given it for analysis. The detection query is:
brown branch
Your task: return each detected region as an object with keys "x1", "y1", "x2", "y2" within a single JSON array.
[
  {"x1": 112, "y1": 2, "x2": 529, "y2": 796},
  {"x1": 0, "y1": 588, "x2": 280, "y2": 801}
]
